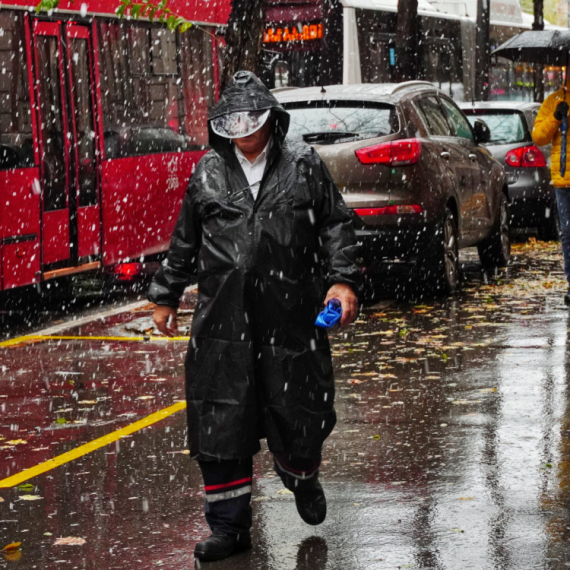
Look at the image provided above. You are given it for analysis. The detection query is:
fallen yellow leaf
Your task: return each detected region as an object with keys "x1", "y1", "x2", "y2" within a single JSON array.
[{"x1": 3, "y1": 543, "x2": 21, "y2": 553}]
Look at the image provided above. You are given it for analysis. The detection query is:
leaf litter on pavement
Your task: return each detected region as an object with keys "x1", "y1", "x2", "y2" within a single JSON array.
[{"x1": 327, "y1": 239, "x2": 567, "y2": 445}]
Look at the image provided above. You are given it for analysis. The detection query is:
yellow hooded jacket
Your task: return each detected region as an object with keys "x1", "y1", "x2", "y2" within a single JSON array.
[{"x1": 533, "y1": 86, "x2": 570, "y2": 187}]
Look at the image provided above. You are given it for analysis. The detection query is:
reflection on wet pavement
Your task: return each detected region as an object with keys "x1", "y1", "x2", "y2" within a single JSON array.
[{"x1": 2, "y1": 241, "x2": 570, "y2": 569}]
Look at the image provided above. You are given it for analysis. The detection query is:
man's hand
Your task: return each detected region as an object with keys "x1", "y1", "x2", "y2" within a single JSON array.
[
  {"x1": 324, "y1": 283, "x2": 358, "y2": 327},
  {"x1": 153, "y1": 305, "x2": 179, "y2": 337},
  {"x1": 555, "y1": 101, "x2": 569, "y2": 121}
]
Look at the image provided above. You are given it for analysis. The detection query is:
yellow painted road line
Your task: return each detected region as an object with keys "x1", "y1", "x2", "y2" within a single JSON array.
[
  {"x1": 0, "y1": 401, "x2": 187, "y2": 489},
  {"x1": 0, "y1": 335, "x2": 37, "y2": 348},
  {"x1": 0, "y1": 335, "x2": 190, "y2": 348}
]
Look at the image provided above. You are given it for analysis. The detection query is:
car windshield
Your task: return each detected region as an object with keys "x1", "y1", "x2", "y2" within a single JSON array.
[
  {"x1": 464, "y1": 111, "x2": 527, "y2": 144},
  {"x1": 283, "y1": 102, "x2": 399, "y2": 144}
]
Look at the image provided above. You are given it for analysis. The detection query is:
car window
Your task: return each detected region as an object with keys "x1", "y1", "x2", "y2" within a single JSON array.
[
  {"x1": 463, "y1": 111, "x2": 527, "y2": 144},
  {"x1": 527, "y1": 109, "x2": 538, "y2": 131},
  {"x1": 439, "y1": 98, "x2": 474, "y2": 141},
  {"x1": 416, "y1": 96, "x2": 452, "y2": 136},
  {"x1": 284, "y1": 101, "x2": 399, "y2": 144}
]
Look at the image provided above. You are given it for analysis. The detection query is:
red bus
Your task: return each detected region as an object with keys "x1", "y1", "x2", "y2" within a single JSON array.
[{"x1": 0, "y1": 0, "x2": 230, "y2": 293}]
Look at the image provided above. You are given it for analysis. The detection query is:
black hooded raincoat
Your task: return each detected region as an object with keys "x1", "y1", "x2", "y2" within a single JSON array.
[{"x1": 148, "y1": 72, "x2": 362, "y2": 461}]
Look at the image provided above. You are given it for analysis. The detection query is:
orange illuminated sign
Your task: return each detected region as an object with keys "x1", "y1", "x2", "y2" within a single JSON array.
[{"x1": 264, "y1": 23, "x2": 323, "y2": 43}]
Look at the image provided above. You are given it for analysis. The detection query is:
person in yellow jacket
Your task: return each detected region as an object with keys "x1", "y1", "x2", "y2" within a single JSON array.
[{"x1": 532, "y1": 92, "x2": 570, "y2": 305}]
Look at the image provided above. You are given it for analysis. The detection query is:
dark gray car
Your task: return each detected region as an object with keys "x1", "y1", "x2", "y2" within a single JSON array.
[
  {"x1": 460, "y1": 101, "x2": 558, "y2": 240},
  {"x1": 274, "y1": 82, "x2": 509, "y2": 295}
]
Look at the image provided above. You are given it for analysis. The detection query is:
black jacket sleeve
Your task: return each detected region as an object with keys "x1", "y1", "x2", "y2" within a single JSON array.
[
  {"x1": 147, "y1": 180, "x2": 202, "y2": 308},
  {"x1": 313, "y1": 154, "x2": 363, "y2": 296}
]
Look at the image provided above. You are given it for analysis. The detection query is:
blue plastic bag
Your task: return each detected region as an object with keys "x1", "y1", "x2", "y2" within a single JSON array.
[{"x1": 315, "y1": 299, "x2": 342, "y2": 328}]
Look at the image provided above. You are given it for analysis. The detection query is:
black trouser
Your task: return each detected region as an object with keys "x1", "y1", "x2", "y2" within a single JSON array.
[{"x1": 198, "y1": 452, "x2": 322, "y2": 535}]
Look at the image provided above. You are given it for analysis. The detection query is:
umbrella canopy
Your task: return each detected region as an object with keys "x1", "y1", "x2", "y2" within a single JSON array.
[{"x1": 492, "y1": 30, "x2": 570, "y2": 66}]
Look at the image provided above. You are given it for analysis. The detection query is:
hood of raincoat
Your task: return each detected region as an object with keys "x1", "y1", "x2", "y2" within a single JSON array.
[{"x1": 208, "y1": 71, "x2": 290, "y2": 159}]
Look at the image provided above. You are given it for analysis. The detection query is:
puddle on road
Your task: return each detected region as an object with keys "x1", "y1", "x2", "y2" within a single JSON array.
[{"x1": 2, "y1": 241, "x2": 570, "y2": 569}]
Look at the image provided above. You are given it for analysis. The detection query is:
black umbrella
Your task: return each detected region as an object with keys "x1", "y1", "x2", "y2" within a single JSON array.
[
  {"x1": 493, "y1": 30, "x2": 570, "y2": 175},
  {"x1": 492, "y1": 30, "x2": 570, "y2": 66}
]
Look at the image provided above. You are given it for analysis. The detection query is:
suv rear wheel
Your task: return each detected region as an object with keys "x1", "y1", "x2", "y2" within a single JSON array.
[
  {"x1": 478, "y1": 192, "x2": 510, "y2": 269},
  {"x1": 421, "y1": 206, "x2": 459, "y2": 295}
]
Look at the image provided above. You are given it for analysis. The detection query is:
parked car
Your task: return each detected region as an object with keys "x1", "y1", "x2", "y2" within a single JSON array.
[
  {"x1": 459, "y1": 101, "x2": 558, "y2": 240},
  {"x1": 274, "y1": 81, "x2": 509, "y2": 294}
]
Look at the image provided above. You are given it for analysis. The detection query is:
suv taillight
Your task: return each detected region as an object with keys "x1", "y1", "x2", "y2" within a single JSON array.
[
  {"x1": 354, "y1": 205, "x2": 423, "y2": 216},
  {"x1": 505, "y1": 145, "x2": 546, "y2": 168},
  {"x1": 355, "y1": 139, "x2": 422, "y2": 165}
]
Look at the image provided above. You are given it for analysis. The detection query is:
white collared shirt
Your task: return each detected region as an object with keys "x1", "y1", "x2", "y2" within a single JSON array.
[{"x1": 234, "y1": 138, "x2": 272, "y2": 200}]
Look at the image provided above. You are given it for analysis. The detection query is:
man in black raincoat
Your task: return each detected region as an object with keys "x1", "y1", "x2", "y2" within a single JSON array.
[{"x1": 148, "y1": 71, "x2": 362, "y2": 562}]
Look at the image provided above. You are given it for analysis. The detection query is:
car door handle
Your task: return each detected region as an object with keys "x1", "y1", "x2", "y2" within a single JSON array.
[
  {"x1": 440, "y1": 151, "x2": 451, "y2": 160},
  {"x1": 468, "y1": 153, "x2": 477, "y2": 161}
]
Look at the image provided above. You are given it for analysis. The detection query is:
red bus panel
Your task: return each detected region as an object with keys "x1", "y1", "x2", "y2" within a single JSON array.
[
  {"x1": 100, "y1": 152, "x2": 203, "y2": 266},
  {"x1": 4, "y1": 0, "x2": 231, "y2": 23},
  {"x1": 0, "y1": 169, "x2": 41, "y2": 290}
]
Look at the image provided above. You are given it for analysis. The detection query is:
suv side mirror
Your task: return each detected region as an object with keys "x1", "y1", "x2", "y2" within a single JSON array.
[{"x1": 473, "y1": 119, "x2": 491, "y2": 144}]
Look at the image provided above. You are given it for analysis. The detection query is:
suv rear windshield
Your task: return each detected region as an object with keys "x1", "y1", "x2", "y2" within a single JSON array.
[
  {"x1": 283, "y1": 101, "x2": 399, "y2": 145},
  {"x1": 463, "y1": 110, "x2": 528, "y2": 144}
]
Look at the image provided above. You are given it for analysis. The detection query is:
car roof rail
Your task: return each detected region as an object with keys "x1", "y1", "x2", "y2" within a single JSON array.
[
  {"x1": 270, "y1": 86, "x2": 299, "y2": 93},
  {"x1": 390, "y1": 81, "x2": 437, "y2": 94}
]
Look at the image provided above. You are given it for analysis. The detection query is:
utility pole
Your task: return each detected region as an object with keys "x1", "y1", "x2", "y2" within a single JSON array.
[
  {"x1": 395, "y1": 0, "x2": 419, "y2": 81},
  {"x1": 474, "y1": 0, "x2": 490, "y2": 100},
  {"x1": 533, "y1": 0, "x2": 545, "y2": 102}
]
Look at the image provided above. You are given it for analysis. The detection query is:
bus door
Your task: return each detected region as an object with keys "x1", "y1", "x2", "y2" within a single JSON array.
[
  {"x1": 33, "y1": 21, "x2": 72, "y2": 266},
  {"x1": 65, "y1": 23, "x2": 101, "y2": 262}
]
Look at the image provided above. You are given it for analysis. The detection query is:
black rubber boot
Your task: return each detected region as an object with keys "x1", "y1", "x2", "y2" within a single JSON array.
[
  {"x1": 194, "y1": 531, "x2": 252, "y2": 562},
  {"x1": 293, "y1": 478, "x2": 327, "y2": 526},
  {"x1": 273, "y1": 456, "x2": 326, "y2": 525}
]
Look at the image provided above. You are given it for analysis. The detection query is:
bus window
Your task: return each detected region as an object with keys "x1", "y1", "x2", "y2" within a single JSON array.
[
  {"x1": 0, "y1": 12, "x2": 33, "y2": 170},
  {"x1": 36, "y1": 34, "x2": 68, "y2": 211},
  {"x1": 151, "y1": 28, "x2": 177, "y2": 75},
  {"x1": 421, "y1": 18, "x2": 463, "y2": 100},
  {"x1": 355, "y1": 9, "x2": 397, "y2": 84},
  {"x1": 128, "y1": 27, "x2": 150, "y2": 76},
  {"x1": 99, "y1": 22, "x2": 212, "y2": 156},
  {"x1": 68, "y1": 37, "x2": 98, "y2": 206}
]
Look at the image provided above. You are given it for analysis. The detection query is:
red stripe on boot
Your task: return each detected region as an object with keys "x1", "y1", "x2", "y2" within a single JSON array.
[{"x1": 204, "y1": 477, "x2": 252, "y2": 492}]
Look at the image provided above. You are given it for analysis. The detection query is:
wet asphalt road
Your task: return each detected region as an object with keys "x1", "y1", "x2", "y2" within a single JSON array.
[{"x1": 2, "y1": 240, "x2": 570, "y2": 569}]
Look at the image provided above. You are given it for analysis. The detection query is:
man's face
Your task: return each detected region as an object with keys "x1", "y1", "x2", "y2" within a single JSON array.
[{"x1": 233, "y1": 120, "x2": 272, "y2": 156}]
